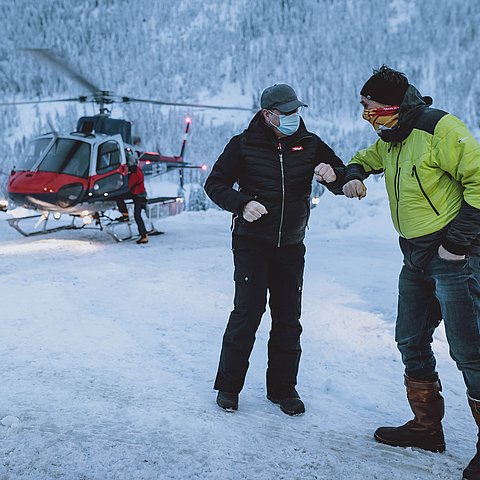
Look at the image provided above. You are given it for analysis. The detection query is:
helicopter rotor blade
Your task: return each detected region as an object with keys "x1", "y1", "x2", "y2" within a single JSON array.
[
  {"x1": 126, "y1": 97, "x2": 254, "y2": 112},
  {"x1": 0, "y1": 98, "x2": 80, "y2": 106},
  {"x1": 24, "y1": 48, "x2": 102, "y2": 94}
]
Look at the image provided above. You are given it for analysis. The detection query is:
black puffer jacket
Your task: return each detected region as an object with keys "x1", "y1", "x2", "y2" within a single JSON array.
[{"x1": 205, "y1": 112, "x2": 345, "y2": 247}]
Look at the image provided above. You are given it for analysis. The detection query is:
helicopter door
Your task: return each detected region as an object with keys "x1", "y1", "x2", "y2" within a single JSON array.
[{"x1": 88, "y1": 140, "x2": 128, "y2": 200}]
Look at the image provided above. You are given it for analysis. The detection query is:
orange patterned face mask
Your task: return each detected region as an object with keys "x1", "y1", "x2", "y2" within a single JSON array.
[{"x1": 362, "y1": 105, "x2": 400, "y2": 132}]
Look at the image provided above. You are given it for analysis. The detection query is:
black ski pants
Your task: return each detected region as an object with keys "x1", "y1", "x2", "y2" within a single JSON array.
[
  {"x1": 214, "y1": 235, "x2": 305, "y2": 397},
  {"x1": 116, "y1": 195, "x2": 148, "y2": 237}
]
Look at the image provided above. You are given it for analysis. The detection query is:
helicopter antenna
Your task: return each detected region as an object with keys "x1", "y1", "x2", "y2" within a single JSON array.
[
  {"x1": 178, "y1": 116, "x2": 193, "y2": 191},
  {"x1": 179, "y1": 116, "x2": 191, "y2": 158}
]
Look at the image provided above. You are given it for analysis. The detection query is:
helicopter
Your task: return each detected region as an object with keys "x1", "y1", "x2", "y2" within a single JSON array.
[{"x1": 2, "y1": 49, "x2": 253, "y2": 241}]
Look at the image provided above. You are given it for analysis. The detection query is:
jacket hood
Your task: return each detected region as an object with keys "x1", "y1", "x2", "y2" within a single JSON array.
[{"x1": 380, "y1": 85, "x2": 433, "y2": 143}]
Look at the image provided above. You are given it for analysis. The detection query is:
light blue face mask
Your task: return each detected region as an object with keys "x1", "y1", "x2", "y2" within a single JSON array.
[{"x1": 269, "y1": 111, "x2": 300, "y2": 136}]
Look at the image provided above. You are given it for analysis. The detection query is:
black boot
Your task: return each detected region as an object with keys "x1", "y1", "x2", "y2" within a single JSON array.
[
  {"x1": 267, "y1": 388, "x2": 305, "y2": 416},
  {"x1": 216, "y1": 391, "x2": 238, "y2": 411},
  {"x1": 374, "y1": 375, "x2": 446, "y2": 453},
  {"x1": 463, "y1": 396, "x2": 480, "y2": 480}
]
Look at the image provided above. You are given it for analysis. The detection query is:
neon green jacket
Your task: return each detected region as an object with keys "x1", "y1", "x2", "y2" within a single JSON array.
[{"x1": 348, "y1": 87, "x2": 480, "y2": 248}]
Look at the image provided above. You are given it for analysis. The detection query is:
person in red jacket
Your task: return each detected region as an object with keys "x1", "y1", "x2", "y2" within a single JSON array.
[{"x1": 116, "y1": 149, "x2": 149, "y2": 244}]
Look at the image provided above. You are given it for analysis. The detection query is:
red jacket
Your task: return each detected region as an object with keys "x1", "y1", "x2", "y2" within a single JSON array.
[{"x1": 128, "y1": 166, "x2": 146, "y2": 195}]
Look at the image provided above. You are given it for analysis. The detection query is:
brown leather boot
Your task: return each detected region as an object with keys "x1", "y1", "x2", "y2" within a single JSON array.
[
  {"x1": 374, "y1": 375, "x2": 446, "y2": 453},
  {"x1": 136, "y1": 234, "x2": 148, "y2": 244},
  {"x1": 463, "y1": 396, "x2": 480, "y2": 480}
]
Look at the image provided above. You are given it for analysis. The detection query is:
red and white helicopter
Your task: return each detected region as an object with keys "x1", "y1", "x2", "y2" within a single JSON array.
[{"x1": 2, "y1": 49, "x2": 252, "y2": 240}]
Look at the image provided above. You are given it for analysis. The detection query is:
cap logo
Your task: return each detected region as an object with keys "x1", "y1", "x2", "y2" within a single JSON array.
[{"x1": 291, "y1": 146, "x2": 304, "y2": 151}]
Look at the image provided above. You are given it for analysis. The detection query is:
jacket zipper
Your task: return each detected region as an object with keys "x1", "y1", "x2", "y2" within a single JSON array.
[
  {"x1": 411, "y1": 165, "x2": 440, "y2": 216},
  {"x1": 275, "y1": 134, "x2": 311, "y2": 247},
  {"x1": 277, "y1": 141, "x2": 285, "y2": 247},
  {"x1": 393, "y1": 144, "x2": 404, "y2": 237}
]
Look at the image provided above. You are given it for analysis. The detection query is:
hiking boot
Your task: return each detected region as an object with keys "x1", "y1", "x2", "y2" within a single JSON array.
[
  {"x1": 374, "y1": 375, "x2": 445, "y2": 453},
  {"x1": 267, "y1": 389, "x2": 305, "y2": 416},
  {"x1": 136, "y1": 235, "x2": 148, "y2": 244},
  {"x1": 216, "y1": 391, "x2": 238, "y2": 411},
  {"x1": 464, "y1": 396, "x2": 480, "y2": 480}
]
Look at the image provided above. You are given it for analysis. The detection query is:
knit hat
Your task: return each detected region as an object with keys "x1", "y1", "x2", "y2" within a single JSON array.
[
  {"x1": 260, "y1": 84, "x2": 307, "y2": 113},
  {"x1": 360, "y1": 66, "x2": 409, "y2": 106}
]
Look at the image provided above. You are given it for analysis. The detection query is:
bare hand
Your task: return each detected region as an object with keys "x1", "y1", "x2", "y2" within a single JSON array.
[
  {"x1": 342, "y1": 180, "x2": 367, "y2": 200},
  {"x1": 438, "y1": 244, "x2": 466, "y2": 261},
  {"x1": 314, "y1": 163, "x2": 336, "y2": 183},
  {"x1": 243, "y1": 200, "x2": 268, "y2": 222}
]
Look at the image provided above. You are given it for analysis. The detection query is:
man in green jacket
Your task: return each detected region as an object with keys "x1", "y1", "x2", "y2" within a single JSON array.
[{"x1": 343, "y1": 65, "x2": 480, "y2": 480}]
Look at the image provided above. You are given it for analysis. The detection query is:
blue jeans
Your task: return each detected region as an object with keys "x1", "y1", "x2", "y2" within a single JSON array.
[{"x1": 396, "y1": 254, "x2": 480, "y2": 398}]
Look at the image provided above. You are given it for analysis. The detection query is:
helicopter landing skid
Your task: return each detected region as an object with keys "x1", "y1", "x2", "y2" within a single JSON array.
[
  {"x1": 6, "y1": 196, "x2": 181, "y2": 240},
  {"x1": 104, "y1": 196, "x2": 180, "y2": 242},
  {"x1": 7, "y1": 213, "x2": 95, "y2": 237},
  {"x1": 104, "y1": 220, "x2": 134, "y2": 242},
  {"x1": 104, "y1": 220, "x2": 163, "y2": 242}
]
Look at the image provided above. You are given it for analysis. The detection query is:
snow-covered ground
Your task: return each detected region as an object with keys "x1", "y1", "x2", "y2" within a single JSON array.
[{"x1": 0, "y1": 181, "x2": 475, "y2": 479}]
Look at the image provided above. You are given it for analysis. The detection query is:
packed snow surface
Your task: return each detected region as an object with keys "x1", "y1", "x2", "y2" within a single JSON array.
[{"x1": 0, "y1": 181, "x2": 475, "y2": 479}]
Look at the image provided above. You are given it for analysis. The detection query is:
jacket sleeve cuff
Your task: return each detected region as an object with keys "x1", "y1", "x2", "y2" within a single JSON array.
[
  {"x1": 235, "y1": 195, "x2": 255, "y2": 216},
  {"x1": 441, "y1": 238, "x2": 470, "y2": 255},
  {"x1": 344, "y1": 164, "x2": 366, "y2": 183}
]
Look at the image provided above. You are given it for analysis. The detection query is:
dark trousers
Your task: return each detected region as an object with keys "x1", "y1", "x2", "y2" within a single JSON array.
[
  {"x1": 214, "y1": 235, "x2": 305, "y2": 396},
  {"x1": 396, "y1": 254, "x2": 480, "y2": 398},
  {"x1": 116, "y1": 196, "x2": 148, "y2": 237}
]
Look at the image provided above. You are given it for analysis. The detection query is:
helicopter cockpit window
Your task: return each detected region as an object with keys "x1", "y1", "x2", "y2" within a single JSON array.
[
  {"x1": 38, "y1": 139, "x2": 91, "y2": 178},
  {"x1": 97, "y1": 141, "x2": 121, "y2": 174},
  {"x1": 16, "y1": 137, "x2": 52, "y2": 171}
]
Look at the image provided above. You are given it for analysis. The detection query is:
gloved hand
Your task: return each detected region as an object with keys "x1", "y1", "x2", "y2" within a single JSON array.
[
  {"x1": 243, "y1": 200, "x2": 268, "y2": 222},
  {"x1": 314, "y1": 163, "x2": 337, "y2": 183},
  {"x1": 342, "y1": 180, "x2": 367, "y2": 200}
]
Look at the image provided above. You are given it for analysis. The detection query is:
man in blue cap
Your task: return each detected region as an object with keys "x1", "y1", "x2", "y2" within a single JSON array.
[{"x1": 205, "y1": 84, "x2": 345, "y2": 415}]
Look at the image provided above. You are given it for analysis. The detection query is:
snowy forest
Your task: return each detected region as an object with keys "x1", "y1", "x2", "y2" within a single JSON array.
[{"x1": 1, "y1": 0, "x2": 479, "y2": 201}]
